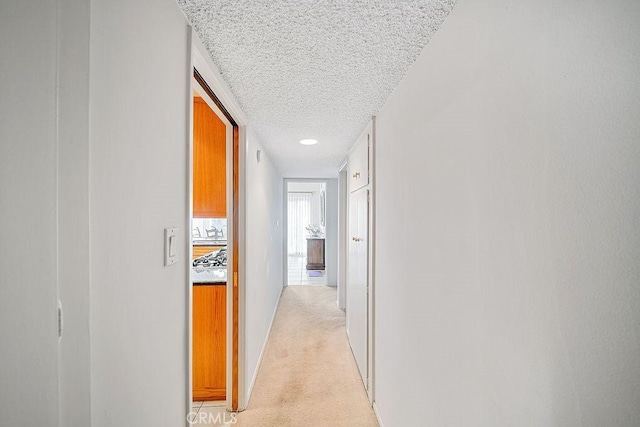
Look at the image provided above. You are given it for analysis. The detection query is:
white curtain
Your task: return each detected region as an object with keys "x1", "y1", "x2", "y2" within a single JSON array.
[{"x1": 288, "y1": 192, "x2": 312, "y2": 256}]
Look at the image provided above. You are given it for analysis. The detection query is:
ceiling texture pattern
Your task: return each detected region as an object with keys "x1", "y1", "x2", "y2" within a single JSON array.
[{"x1": 177, "y1": 0, "x2": 457, "y2": 177}]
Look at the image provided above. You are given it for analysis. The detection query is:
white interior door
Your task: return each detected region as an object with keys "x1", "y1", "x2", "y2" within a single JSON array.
[{"x1": 347, "y1": 188, "x2": 368, "y2": 385}]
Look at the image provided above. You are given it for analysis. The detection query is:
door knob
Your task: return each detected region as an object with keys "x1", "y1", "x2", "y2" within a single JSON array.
[{"x1": 352, "y1": 172, "x2": 360, "y2": 179}]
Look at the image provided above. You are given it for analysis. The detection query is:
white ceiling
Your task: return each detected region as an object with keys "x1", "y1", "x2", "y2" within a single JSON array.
[{"x1": 177, "y1": 0, "x2": 457, "y2": 178}]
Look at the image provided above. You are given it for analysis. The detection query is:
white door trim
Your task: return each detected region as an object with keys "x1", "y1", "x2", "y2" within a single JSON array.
[{"x1": 368, "y1": 116, "x2": 376, "y2": 404}]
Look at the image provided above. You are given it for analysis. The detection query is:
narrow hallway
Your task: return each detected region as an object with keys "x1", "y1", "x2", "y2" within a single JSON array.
[{"x1": 236, "y1": 286, "x2": 378, "y2": 426}]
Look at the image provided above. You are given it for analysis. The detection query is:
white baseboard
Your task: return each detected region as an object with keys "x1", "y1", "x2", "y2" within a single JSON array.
[
  {"x1": 245, "y1": 286, "x2": 283, "y2": 406},
  {"x1": 373, "y1": 401, "x2": 384, "y2": 427}
]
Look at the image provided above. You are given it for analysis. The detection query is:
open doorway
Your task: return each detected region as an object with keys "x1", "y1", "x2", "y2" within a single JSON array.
[
  {"x1": 191, "y1": 83, "x2": 229, "y2": 404},
  {"x1": 189, "y1": 63, "x2": 241, "y2": 412},
  {"x1": 286, "y1": 181, "x2": 328, "y2": 286}
]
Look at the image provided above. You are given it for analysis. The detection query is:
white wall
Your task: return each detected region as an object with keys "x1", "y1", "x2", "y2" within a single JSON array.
[
  {"x1": 337, "y1": 169, "x2": 348, "y2": 308},
  {"x1": 324, "y1": 179, "x2": 339, "y2": 286},
  {"x1": 288, "y1": 182, "x2": 323, "y2": 192},
  {"x1": 1, "y1": 0, "x2": 286, "y2": 423},
  {"x1": 89, "y1": 0, "x2": 190, "y2": 425},
  {"x1": 0, "y1": 1, "x2": 60, "y2": 424},
  {"x1": 374, "y1": 0, "x2": 640, "y2": 426},
  {"x1": 288, "y1": 181, "x2": 324, "y2": 228},
  {"x1": 244, "y1": 132, "x2": 284, "y2": 402},
  {"x1": 58, "y1": 0, "x2": 92, "y2": 425}
]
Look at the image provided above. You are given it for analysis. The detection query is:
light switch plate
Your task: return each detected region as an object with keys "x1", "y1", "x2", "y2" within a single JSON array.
[{"x1": 165, "y1": 227, "x2": 178, "y2": 266}]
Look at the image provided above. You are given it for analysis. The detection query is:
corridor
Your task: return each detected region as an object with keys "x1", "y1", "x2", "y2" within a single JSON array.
[
  {"x1": 235, "y1": 286, "x2": 377, "y2": 426},
  {"x1": 6, "y1": 0, "x2": 640, "y2": 425}
]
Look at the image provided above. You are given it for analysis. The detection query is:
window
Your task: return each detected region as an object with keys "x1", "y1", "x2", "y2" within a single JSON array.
[{"x1": 287, "y1": 192, "x2": 312, "y2": 256}]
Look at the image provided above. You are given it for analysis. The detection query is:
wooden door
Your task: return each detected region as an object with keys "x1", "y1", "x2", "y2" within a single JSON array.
[
  {"x1": 347, "y1": 188, "x2": 368, "y2": 385},
  {"x1": 193, "y1": 284, "x2": 227, "y2": 400}
]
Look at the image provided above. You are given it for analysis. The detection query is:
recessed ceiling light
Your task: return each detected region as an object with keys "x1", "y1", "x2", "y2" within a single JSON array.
[{"x1": 299, "y1": 139, "x2": 318, "y2": 146}]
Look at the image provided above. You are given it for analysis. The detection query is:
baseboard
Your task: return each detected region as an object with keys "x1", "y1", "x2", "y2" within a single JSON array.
[
  {"x1": 245, "y1": 286, "x2": 283, "y2": 406},
  {"x1": 373, "y1": 401, "x2": 384, "y2": 427}
]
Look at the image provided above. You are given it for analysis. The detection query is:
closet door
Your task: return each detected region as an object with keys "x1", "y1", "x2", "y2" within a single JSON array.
[
  {"x1": 347, "y1": 188, "x2": 368, "y2": 385},
  {"x1": 348, "y1": 130, "x2": 369, "y2": 193}
]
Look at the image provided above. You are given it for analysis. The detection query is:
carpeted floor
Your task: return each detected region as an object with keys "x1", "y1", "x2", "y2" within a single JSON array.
[{"x1": 235, "y1": 286, "x2": 378, "y2": 427}]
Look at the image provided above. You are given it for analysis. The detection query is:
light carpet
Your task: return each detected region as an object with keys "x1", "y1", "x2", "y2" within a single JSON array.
[{"x1": 235, "y1": 286, "x2": 378, "y2": 427}]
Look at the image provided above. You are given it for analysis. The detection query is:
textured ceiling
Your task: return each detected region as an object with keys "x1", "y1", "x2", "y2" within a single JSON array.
[{"x1": 177, "y1": 0, "x2": 457, "y2": 177}]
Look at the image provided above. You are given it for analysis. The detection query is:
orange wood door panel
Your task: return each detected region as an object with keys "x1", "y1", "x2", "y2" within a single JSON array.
[
  {"x1": 193, "y1": 97, "x2": 226, "y2": 218},
  {"x1": 193, "y1": 284, "x2": 226, "y2": 401}
]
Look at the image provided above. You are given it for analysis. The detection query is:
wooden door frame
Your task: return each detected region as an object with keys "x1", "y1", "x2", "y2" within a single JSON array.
[{"x1": 187, "y1": 31, "x2": 248, "y2": 416}]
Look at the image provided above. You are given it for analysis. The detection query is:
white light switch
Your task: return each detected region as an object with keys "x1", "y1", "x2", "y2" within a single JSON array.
[
  {"x1": 169, "y1": 235, "x2": 176, "y2": 256},
  {"x1": 165, "y1": 227, "x2": 178, "y2": 266}
]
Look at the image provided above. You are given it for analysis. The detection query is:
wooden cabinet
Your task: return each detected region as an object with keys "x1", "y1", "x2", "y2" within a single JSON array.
[
  {"x1": 348, "y1": 125, "x2": 370, "y2": 193},
  {"x1": 306, "y1": 238, "x2": 325, "y2": 270},
  {"x1": 193, "y1": 284, "x2": 226, "y2": 401},
  {"x1": 192, "y1": 96, "x2": 229, "y2": 402},
  {"x1": 192, "y1": 245, "x2": 224, "y2": 260},
  {"x1": 193, "y1": 97, "x2": 226, "y2": 218}
]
